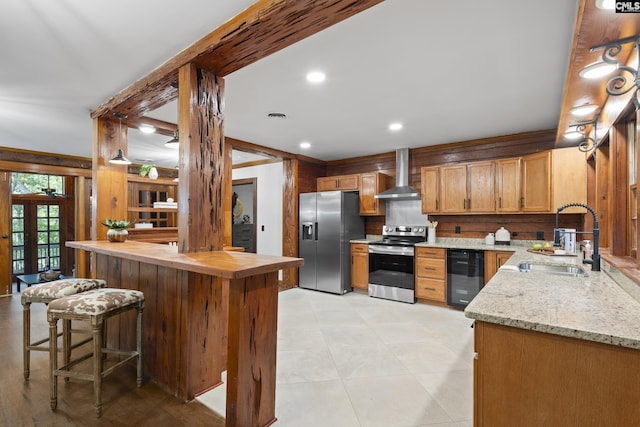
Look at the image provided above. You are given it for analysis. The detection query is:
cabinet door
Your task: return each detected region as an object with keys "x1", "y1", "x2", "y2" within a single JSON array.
[
  {"x1": 351, "y1": 243, "x2": 369, "y2": 290},
  {"x1": 521, "y1": 152, "x2": 551, "y2": 212},
  {"x1": 421, "y1": 167, "x2": 440, "y2": 213},
  {"x1": 359, "y1": 173, "x2": 389, "y2": 216},
  {"x1": 440, "y1": 165, "x2": 468, "y2": 213},
  {"x1": 468, "y1": 161, "x2": 495, "y2": 212},
  {"x1": 317, "y1": 177, "x2": 338, "y2": 192},
  {"x1": 495, "y1": 158, "x2": 521, "y2": 212},
  {"x1": 552, "y1": 147, "x2": 587, "y2": 212},
  {"x1": 484, "y1": 250, "x2": 513, "y2": 283},
  {"x1": 336, "y1": 175, "x2": 359, "y2": 191}
]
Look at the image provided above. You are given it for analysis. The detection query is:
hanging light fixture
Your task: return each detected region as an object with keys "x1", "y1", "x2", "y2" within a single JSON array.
[
  {"x1": 587, "y1": 35, "x2": 640, "y2": 109},
  {"x1": 109, "y1": 148, "x2": 132, "y2": 165},
  {"x1": 109, "y1": 113, "x2": 132, "y2": 164},
  {"x1": 165, "y1": 130, "x2": 179, "y2": 148}
]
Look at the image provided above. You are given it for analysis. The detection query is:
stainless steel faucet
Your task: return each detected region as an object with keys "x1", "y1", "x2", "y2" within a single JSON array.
[{"x1": 555, "y1": 203, "x2": 600, "y2": 271}]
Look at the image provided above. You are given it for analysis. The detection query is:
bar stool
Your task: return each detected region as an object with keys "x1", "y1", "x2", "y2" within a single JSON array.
[
  {"x1": 47, "y1": 288, "x2": 144, "y2": 418},
  {"x1": 21, "y1": 278, "x2": 107, "y2": 381}
]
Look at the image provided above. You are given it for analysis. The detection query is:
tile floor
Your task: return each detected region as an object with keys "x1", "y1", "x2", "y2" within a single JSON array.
[{"x1": 197, "y1": 288, "x2": 474, "y2": 427}]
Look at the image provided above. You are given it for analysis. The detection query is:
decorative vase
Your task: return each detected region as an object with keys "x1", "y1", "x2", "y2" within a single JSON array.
[
  {"x1": 148, "y1": 166, "x2": 158, "y2": 180},
  {"x1": 107, "y1": 228, "x2": 128, "y2": 242}
]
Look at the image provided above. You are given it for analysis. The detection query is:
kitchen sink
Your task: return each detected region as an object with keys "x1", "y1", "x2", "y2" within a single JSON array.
[{"x1": 517, "y1": 262, "x2": 588, "y2": 277}]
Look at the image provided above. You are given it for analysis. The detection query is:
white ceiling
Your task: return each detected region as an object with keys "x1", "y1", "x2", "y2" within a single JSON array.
[{"x1": 1, "y1": 0, "x2": 579, "y2": 169}]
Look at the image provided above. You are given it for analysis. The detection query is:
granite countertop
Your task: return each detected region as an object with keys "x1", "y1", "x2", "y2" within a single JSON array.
[{"x1": 463, "y1": 243, "x2": 640, "y2": 350}]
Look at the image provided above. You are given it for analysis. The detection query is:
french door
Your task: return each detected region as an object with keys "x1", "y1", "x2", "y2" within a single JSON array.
[{"x1": 12, "y1": 199, "x2": 65, "y2": 276}]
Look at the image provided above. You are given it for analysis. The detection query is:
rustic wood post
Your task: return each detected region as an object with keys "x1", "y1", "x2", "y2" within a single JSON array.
[
  {"x1": 92, "y1": 117, "x2": 129, "y2": 241},
  {"x1": 177, "y1": 63, "x2": 225, "y2": 253}
]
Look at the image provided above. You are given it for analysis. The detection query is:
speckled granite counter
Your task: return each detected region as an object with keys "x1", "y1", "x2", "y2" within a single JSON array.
[{"x1": 454, "y1": 240, "x2": 640, "y2": 350}]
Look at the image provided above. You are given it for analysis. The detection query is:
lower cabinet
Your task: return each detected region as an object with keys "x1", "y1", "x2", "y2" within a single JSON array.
[
  {"x1": 351, "y1": 243, "x2": 369, "y2": 291},
  {"x1": 484, "y1": 250, "x2": 514, "y2": 283},
  {"x1": 474, "y1": 321, "x2": 640, "y2": 426},
  {"x1": 415, "y1": 247, "x2": 446, "y2": 302}
]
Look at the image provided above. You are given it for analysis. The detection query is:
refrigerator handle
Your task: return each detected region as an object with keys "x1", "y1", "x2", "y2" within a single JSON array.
[{"x1": 315, "y1": 222, "x2": 319, "y2": 240}]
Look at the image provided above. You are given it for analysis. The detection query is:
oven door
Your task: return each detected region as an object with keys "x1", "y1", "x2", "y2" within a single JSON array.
[{"x1": 368, "y1": 245, "x2": 415, "y2": 303}]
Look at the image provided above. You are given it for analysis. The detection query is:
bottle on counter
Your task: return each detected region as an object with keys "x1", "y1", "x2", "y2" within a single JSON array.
[{"x1": 583, "y1": 240, "x2": 592, "y2": 261}]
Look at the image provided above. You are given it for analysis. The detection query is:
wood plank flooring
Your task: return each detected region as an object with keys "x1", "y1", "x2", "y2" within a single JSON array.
[{"x1": 0, "y1": 287, "x2": 225, "y2": 426}]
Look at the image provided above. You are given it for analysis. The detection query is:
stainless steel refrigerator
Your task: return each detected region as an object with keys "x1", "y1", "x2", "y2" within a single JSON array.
[{"x1": 299, "y1": 191, "x2": 364, "y2": 294}]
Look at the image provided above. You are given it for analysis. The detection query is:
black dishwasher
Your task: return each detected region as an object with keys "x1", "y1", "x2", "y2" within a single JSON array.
[{"x1": 447, "y1": 249, "x2": 484, "y2": 308}]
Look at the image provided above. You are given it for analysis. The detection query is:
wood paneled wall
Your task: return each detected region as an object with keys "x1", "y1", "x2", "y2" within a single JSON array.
[{"x1": 325, "y1": 129, "x2": 571, "y2": 239}]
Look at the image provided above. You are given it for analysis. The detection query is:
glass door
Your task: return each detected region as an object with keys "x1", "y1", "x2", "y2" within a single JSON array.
[{"x1": 12, "y1": 200, "x2": 62, "y2": 275}]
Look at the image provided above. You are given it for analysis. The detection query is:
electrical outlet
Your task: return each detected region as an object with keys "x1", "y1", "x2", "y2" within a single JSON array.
[
  {"x1": 455, "y1": 226, "x2": 461, "y2": 234},
  {"x1": 536, "y1": 231, "x2": 544, "y2": 240},
  {"x1": 512, "y1": 232, "x2": 518, "y2": 237}
]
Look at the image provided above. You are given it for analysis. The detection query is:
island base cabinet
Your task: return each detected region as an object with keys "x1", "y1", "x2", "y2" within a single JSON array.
[{"x1": 474, "y1": 321, "x2": 640, "y2": 427}]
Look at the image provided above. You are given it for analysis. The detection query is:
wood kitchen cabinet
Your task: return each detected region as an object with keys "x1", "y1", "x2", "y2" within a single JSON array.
[
  {"x1": 351, "y1": 243, "x2": 369, "y2": 291},
  {"x1": 474, "y1": 321, "x2": 640, "y2": 426},
  {"x1": 359, "y1": 172, "x2": 392, "y2": 216},
  {"x1": 521, "y1": 151, "x2": 551, "y2": 212},
  {"x1": 438, "y1": 162, "x2": 495, "y2": 213},
  {"x1": 484, "y1": 250, "x2": 514, "y2": 283},
  {"x1": 317, "y1": 174, "x2": 359, "y2": 192},
  {"x1": 420, "y1": 166, "x2": 440, "y2": 213},
  {"x1": 495, "y1": 157, "x2": 521, "y2": 212},
  {"x1": 415, "y1": 247, "x2": 446, "y2": 302}
]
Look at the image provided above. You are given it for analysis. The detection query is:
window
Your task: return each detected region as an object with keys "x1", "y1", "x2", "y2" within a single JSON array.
[{"x1": 11, "y1": 172, "x2": 63, "y2": 195}]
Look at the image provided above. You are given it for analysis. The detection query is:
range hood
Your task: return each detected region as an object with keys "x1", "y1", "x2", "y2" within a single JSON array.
[{"x1": 375, "y1": 148, "x2": 420, "y2": 200}]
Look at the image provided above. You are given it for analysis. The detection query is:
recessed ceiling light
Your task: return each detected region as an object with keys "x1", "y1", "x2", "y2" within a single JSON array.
[
  {"x1": 306, "y1": 71, "x2": 326, "y2": 83},
  {"x1": 579, "y1": 62, "x2": 616, "y2": 79},
  {"x1": 300, "y1": 141, "x2": 311, "y2": 149},
  {"x1": 138, "y1": 124, "x2": 156, "y2": 134},
  {"x1": 595, "y1": 0, "x2": 615, "y2": 9},
  {"x1": 389, "y1": 122, "x2": 403, "y2": 131},
  {"x1": 570, "y1": 104, "x2": 598, "y2": 116}
]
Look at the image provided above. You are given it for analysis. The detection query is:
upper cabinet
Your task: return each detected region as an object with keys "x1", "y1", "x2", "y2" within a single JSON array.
[
  {"x1": 359, "y1": 172, "x2": 392, "y2": 216},
  {"x1": 495, "y1": 157, "x2": 521, "y2": 212},
  {"x1": 420, "y1": 148, "x2": 585, "y2": 214},
  {"x1": 316, "y1": 172, "x2": 391, "y2": 216},
  {"x1": 426, "y1": 162, "x2": 495, "y2": 214},
  {"x1": 317, "y1": 174, "x2": 359, "y2": 192},
  {"x1": 520, "y1": 151, "x2": 551, "y2": 212}
]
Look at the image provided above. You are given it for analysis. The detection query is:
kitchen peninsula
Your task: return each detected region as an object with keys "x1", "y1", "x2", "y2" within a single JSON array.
[
  {"x1": 465, "y1": 248, "x2": 640, "y2": 425},
  {"x1": 67, "y1": 240, "x2": 303, "y2": 427}
]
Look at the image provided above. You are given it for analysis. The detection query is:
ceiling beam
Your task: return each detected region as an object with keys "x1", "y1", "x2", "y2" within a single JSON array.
[{"x1": 91, "y1": 0, "x2": 384, "y2": 121}]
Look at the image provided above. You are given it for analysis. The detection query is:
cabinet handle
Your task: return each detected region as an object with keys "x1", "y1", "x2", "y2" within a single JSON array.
[
  {"x1": 435, "y1": 199, "x2": 439, "y2": 210},
  {"x1": 498, "y1": 197, "x2": 502, "y2": 209},
  {"x1": 423, "y1": 287, "x2": 436, "y2": 291},
  {"x1": 423, "y1": 266, "x2": 436, "y2": 271},
  {"x1": 520, "y1": 196, "x2": 524, "y2": 209}
]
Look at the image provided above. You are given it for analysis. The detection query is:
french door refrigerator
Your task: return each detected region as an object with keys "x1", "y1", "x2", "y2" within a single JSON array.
[{"x1": 299, "y1": 191, "x2": 364, "y2": 294}]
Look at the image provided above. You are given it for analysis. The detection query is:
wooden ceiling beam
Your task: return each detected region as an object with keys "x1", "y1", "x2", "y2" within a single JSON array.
[{"x1": 91, "y1": 0, "x2": 384, "y2": 121}]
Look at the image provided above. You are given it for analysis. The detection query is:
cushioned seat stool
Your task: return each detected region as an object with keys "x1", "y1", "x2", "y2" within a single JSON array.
[
  {"x1": 47, "y1": 288, "x2": 144, "y2": 418},
  {"x1": 21, "y1": 278, "x2": 107, "y2": 381}
]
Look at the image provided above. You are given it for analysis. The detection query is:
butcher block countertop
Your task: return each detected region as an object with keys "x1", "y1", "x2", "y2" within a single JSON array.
[{"x1": 66, "y1": 240, "x2": 303, "y2": 279}]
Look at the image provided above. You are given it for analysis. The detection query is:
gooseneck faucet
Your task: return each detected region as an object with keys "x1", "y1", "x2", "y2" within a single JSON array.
[{"x1": 555, "y1": 203, "x2": 600, "y2": 271}]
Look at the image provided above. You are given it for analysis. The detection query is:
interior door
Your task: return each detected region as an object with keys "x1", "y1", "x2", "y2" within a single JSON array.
[{"x1": 0, "y1": 172, "x2": 11, "y2": 295}]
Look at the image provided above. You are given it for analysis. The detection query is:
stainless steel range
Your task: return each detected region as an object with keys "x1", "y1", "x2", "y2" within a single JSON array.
[{"x1": 368, "y1": 225, "x2": 426, "y2": 304}]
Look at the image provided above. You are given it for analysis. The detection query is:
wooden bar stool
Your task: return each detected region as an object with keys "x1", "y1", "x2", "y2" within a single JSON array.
[
  {"x1": 21, "y1": 278, "x2": 107, "y2": 381},
  {"x1": 47, "y1": 288, "x2": 144, "y2": 418}
]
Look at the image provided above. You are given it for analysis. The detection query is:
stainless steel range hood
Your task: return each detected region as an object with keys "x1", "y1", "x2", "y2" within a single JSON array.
[{"x1": 375, "y1": 148, "x2": 420, "y2": 200}]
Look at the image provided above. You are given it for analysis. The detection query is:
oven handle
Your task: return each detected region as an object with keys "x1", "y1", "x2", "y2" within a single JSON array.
[{"x1": 368, "y1": 245, "x2": 414, "y2": 256}]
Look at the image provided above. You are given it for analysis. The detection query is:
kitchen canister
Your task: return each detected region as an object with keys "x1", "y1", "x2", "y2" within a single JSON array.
[
  {"x1": 495, "y1": 226, "x2": 511, "y2": 245},
  {"x1": 485, "y1": 233, "x2": 495, "y2": 245}
]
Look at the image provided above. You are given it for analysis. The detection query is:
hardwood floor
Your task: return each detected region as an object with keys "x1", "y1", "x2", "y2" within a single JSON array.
[{"x1": 0, "y1": 287, "x2": 225, "y2": 426}]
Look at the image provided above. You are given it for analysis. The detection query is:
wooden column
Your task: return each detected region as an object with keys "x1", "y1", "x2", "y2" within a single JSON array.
[
  {"x1": 0, "y1": 171, "x2": 11, "y2": 295},
  {"x1": 91, "y1": 117, "x2": 129, "y2": 241},
  {"x1": 281, "y1": 158, "x2": 299, "y2": 288},
  {"x1": 177, "y1": 63, "x2": 225, "y2": 253}
]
